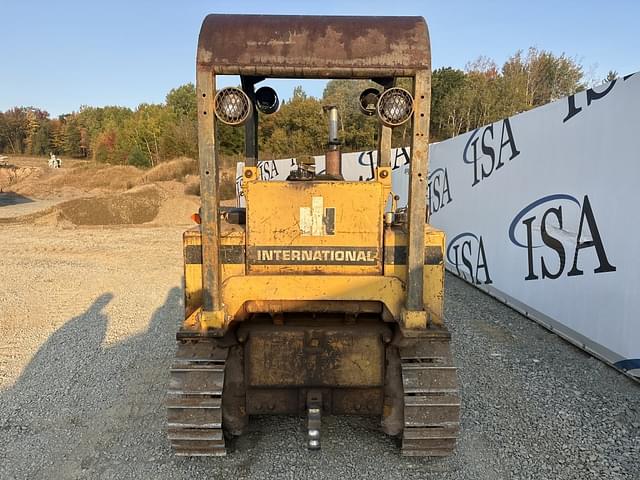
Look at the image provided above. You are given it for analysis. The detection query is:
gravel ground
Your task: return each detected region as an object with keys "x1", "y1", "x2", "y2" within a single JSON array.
[{"x1": 0, "y1": 224, "x2": 638, "y2": 480}]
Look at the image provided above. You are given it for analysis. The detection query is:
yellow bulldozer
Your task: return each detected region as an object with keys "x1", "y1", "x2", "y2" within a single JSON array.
[{"x1": 167, "y1": 14, "x2": 460, "y2": 457}]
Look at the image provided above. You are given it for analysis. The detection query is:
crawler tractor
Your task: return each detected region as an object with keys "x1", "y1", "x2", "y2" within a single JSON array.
[{"x1": 167, "y1": 14, "x2": 460, "y2": 457}]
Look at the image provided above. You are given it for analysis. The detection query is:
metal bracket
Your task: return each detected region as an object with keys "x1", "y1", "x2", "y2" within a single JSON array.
[
  {"x1": 198, "y1": 309, "x2": 226, "y2": 330},
  {"x1": 307, "y1": 390, "x2": 322, "y2": 450},
  {"x1": 401, "y1": 309, "x2": 428, "y2": 330}
]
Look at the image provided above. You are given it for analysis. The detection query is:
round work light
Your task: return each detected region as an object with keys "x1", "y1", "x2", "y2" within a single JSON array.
[
  {"x1": 214, "y1": 87, "x2": 252, "y2": 125},
  {"x1": 255, "y1": 86, "x2": 280, "y2": 114},
  {"x1": 358, "y1": 87, "x2": 380, "y2": 116},
  {"x1": 377, "y1": 87, "x2": 414, "y2": 127}
]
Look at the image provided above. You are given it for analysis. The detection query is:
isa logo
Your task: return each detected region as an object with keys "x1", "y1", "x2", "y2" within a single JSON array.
[
  {"x1": 446, "y1": 232, "x2": 492, "y2": 285},
  {"x1": 428, "y1": 167, "x2": 453, "y2": 216},
  {"x1": 563, "y1": 73, "x2": 636, "y2": 123},
  {"x1": 509, "y1": 194, "x2": 616, "y2": 281},
  {"x1": 463, "y1": 118, "x2": 520, "y2": 187}
]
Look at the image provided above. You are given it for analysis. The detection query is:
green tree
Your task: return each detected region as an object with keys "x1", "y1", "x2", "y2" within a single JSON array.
[
  {"x1": 93, "y1": 129, "x2": 117, "y2": 163},
  {"x1": 24, "y1": 109, "x2": 40, "y2": 154},
  {"x1": 49, "y1": 118, "x2": 65, "y2": 155},
  {"x1": 164, "y1": 83, "x2": 199, "y2": 159},
  {"x1": 31, "y1": 122, "x2": 51, "y2": 155},
  {"x1": 258, "y1": 86, "x2": 325, "y2": 158},
  {"x1": 430, "y1": 68, "x2": 466, "y2": 141},
  {"x1": 166, "y1": 83, "x2": 197, "y2": 119},
  {"x1": 0, "y1": 108, "x2": 28, "y2": 154},
  {"x1": 322, "y1": 79, "x2": 379, "y2": 151},
  {"x1": 127, "y1": 146, "x2": 151, "y2": 167},
  {"x1": 217, "y1": 122, "x2": 244, "y2": 156},
  {"x1": 427, "y1": 49, "x2": 586, "y2": 140},
  {"x1": 0, "y1": 47, "x2": 590, "y2": 162},
  {"x1": 163, "y1": 116, "x2": 198, "y2": 159},
  {"x1": 76, "y1": 105, "x2": 133, "y2": 160},
  {"x1": 63, "y1": 118, "x2": 83, "y2": 157},
  {"x1": 502, "y1": 47, "x2": 585, "y2": 110},
  {"x1": 124, "y1": 103, "x2": 175, "y2": 166}
]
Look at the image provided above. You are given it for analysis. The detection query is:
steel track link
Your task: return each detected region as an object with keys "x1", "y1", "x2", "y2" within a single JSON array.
[
  {"x1": 167, "y1": 340, "x2": 228, "y2": 456},
  {"x1": 400, "y1": 332, "x2": 460, "y2": 456}
]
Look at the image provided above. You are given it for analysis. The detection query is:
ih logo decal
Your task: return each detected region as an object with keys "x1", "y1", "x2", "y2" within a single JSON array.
[{"x1": 300, "y1": 196, "x2": 335, "y2": 236}]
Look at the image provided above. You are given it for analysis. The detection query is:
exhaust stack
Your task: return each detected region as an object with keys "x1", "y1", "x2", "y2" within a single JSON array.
[{"x1": 324, "y1": 105, "x2": 343, "y2": 180}]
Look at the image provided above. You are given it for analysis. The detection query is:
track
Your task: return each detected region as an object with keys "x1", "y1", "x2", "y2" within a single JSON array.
[
  {"x1": 167, "y1": 340, "x2": 228, "y2": 456},
  {"x1": 400, "y1": 330, "x2": 461, "y2": 456},
  {"x1": 167, "y1": 329, "x2": 460, "y2": 457}
]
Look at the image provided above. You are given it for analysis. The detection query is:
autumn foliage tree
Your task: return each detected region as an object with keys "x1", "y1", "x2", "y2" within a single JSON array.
[{"x1": 0, "y1": 47, "x2": 590, "y2": 165}]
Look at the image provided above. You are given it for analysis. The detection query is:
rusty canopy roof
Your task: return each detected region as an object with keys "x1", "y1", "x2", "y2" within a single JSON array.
[{"x1": 197, "y1": 14, "x2": 430, "y2": 78}]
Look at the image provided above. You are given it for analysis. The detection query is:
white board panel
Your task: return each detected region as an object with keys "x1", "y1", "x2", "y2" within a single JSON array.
[{"x1": 429, "y1": 72, "x2": 640, "y2": 379}]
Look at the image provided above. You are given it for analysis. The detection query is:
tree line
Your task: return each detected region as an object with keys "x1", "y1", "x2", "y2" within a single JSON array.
[{"x1": 0, "y1": 48, "x2": 609, "y2": 167}]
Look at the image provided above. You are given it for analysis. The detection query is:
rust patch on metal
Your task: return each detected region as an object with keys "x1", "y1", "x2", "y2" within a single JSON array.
[
  {"x1": 243, "y1": 319, "x2": 390, "y2": 388},
  {"x1": 197, "y1": 15, "x2": 430, "y2": 77}
]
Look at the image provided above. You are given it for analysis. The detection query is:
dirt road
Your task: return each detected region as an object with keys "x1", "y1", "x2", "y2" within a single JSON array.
[{"x1": 0, "y1": 224, "x2": 638, "y2": 480}]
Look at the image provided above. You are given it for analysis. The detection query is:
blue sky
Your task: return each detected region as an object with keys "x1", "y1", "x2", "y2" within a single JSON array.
[{"x1": 1, "y1": 0, "x2": 638, "y2": 117}]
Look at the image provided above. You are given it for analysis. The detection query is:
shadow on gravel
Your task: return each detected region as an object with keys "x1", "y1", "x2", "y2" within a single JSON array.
[
  {"x1": 0, "y1": 288, "x2": 182, "y2": 479},
  {"x1": 6, "y1": 279, "x2": 537, "y2": 480},
  {"x1": 1, "y1": 286, "x2": 471, "y2": 480}
]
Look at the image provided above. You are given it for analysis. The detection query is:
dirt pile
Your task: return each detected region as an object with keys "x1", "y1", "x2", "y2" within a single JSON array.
[
  {"x1": 139, "y1": 157, "x2": 198, "y2": 184},
  {"x1": 7, "y1": 157, "x2": 198, "y2": 198},
  {"x1": 3, "y1": 155, "x2": 242, "y2": 204},
  {"x1": 0, "y1": 165, "x2": 42, "y2": 192},
  {"x1": 0, "y1": 156, "x2": 231, "y2": 227},
  {"x1": 2, "y1": 185, "x2": 199, "y2": 227},
  {"x1": 55, "y1": 184, "x2": 165, "y2": 225},
  {"x1": 151, "y1": 195, "x2": 199, "y2": 225}
]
